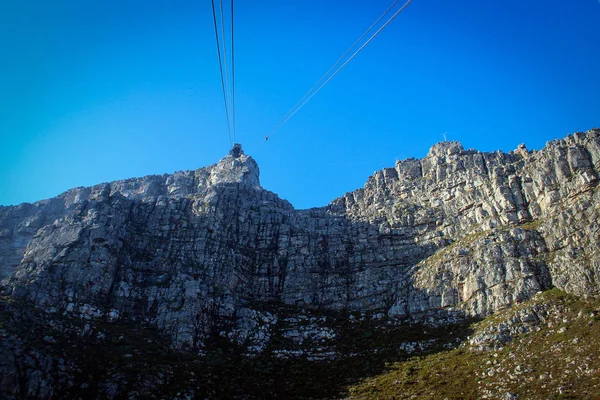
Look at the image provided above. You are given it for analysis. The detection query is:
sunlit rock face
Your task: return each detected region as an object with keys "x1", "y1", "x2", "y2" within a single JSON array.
[
  {"x1": 1, "y1": 129, "x2": 600, "y2": 350},
  {"x1": 0, "y1": 148, "x2": 260, "y2": 280},
  {"x1": 209, "y1": 152, "x2": 260, "y2": 188}
]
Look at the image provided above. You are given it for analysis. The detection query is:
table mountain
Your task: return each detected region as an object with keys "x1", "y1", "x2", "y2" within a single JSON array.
[{"x1": 1, "y1": 129, "x2": 599, "y2": 399}]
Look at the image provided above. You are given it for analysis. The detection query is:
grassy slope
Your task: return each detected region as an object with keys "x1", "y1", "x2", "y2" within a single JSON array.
[
  {"x1": 3, "y1": 291, "x2": 600, "y2": 399},
  {"x1": 347, "y1": 289, "x2": 600, "y2": 400}
]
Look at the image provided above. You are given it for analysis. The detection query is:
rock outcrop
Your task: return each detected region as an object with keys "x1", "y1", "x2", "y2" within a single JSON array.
[{"x1": 1, "y1": 130, "x2": 600, "y2": 354}]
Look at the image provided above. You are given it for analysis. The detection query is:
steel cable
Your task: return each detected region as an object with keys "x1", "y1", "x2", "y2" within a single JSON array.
[
  {"x1": 264, "y1": 0, "x2": 414, "y2": 142},
  {"x1": 211, "y1": 0, "x2": 233, "y2": 145}
]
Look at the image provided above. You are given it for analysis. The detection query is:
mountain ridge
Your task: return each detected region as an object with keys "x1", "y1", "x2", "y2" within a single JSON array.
[{"x1": 1, "y1": 128, "x2": 600, "y2": 398}]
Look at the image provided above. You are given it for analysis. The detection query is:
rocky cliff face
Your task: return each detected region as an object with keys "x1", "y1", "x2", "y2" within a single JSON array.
[{"x1": 2, "y1": 130, "x2": 600, "y2": 355}]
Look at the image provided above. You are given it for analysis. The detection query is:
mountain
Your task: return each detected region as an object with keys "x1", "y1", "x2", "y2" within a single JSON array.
[{"x1": 1, "y1": 129, "x2": 600, "y2": 399}]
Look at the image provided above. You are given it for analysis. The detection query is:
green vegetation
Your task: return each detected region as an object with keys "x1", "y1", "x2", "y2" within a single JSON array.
[
  {"x1": 3, "y1": 289, "x2": 600, "y2": 399},
  {"x1": 347, "y1": 289, "x2": 600, "y2": 400},
  {"x1": 519, "y1": 218, "x2": 544, "y2": 231},
  {"x1": 348, "y1": 349, "x2": 480, "y2": 400},
  {"x1": 0, "y1": 298, "x2": 472, "y2": 399}
]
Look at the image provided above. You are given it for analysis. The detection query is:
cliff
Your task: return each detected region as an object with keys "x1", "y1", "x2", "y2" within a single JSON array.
[{"x1": 1, "y1": 129, "x2": 600, "y2": 398}]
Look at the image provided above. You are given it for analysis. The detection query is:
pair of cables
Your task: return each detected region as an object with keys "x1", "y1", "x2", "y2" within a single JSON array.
[
  {"x1": 263, "y1": 0, "x2": 414, "y2": 143},
  {"x1": 211, "y1": 0, "x2": 236, "y2": 145}
]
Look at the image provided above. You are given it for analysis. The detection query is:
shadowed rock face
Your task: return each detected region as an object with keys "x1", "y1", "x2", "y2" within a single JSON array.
[{"x1": 2, "y1": 129, "x2": 600, "y2": 349}]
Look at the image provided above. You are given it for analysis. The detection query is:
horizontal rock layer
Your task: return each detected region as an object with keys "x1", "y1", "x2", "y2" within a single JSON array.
[{"x1": 2, "y1": 129, "x2": 600, "y2": 348}]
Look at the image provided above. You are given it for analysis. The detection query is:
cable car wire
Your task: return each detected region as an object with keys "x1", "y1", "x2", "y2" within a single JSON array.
[
  {"x1": 264, "y1": 0, "x2": 414, "y2": 142},
  {"x1": 219, "y1": 0, "x2": 232, "y2": 127},
  {"x1": 211, "y1": 0, "x2": 234, "y2": 145},
  {"x1": 274, "y1": 0, "x2": 402, "y2": 132},
  {"x1": 231, "y1": 0, "x2": 237, "y2": 142}
]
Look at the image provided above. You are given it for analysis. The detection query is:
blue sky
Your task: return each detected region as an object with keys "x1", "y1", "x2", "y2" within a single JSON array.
[{"x1": 1, "y1": 0, "x2": 599, "y2": 209}]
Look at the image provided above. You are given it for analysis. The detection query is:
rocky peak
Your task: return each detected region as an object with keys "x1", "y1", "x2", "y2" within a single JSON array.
[
  {"x1": 427, "y1": 141, "x2": 464, "y2": 157},
  {"x1": 3, "y1": 129, "x2": 600, "y2": 399},
  {"x1": 209, "y1": 144, "x2": 260, "y2": 188},
  {"x1": 2, "y1": 128, "x2": 600, "y2": 358}
]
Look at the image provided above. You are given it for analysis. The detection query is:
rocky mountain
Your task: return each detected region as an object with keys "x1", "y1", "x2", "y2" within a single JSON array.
[{"x1": 1, "y1": 129, "x2": 600, "y2": 399}]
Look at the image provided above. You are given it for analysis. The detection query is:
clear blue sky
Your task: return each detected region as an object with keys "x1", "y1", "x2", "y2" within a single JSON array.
[{"x1": 1, "y1": 0, "x2": 599, "y2": 209}]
